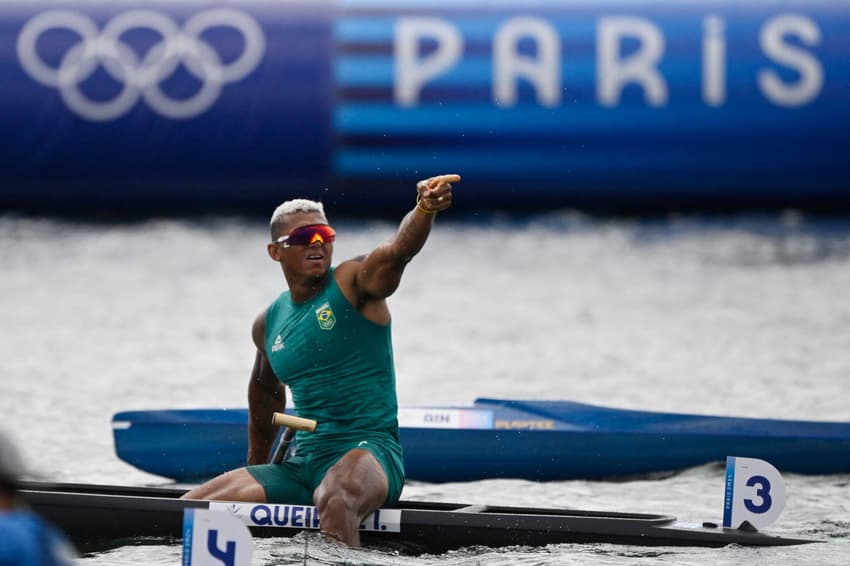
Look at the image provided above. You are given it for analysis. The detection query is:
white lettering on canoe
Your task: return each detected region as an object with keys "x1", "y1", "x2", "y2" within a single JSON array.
[{"x1": 209, "y1": 503, "x2": 402, "y2": 533}]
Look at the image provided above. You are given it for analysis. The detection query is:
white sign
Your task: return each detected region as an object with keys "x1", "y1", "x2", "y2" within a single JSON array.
[
  {"x1": 722, "y1": 456, "x2": 786, "y2": 529},
  {"x1": 182, "y1": 508, "x2": 253, "y2": 566},
  {"x1": 397, "y1": 408, "x2": 493, "y2": 429}
]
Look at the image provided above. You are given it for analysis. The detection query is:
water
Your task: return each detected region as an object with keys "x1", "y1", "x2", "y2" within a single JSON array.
[{"x1": 1, "y1": 211, "x2": 849, "y2": 564}]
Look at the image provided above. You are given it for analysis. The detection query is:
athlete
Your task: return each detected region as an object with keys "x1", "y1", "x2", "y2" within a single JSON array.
[
  {"x1": 182, "y1": 174, "x2": 461, "y2": 546},
  {"x1": 0, "y1": 430, "x2": 78, "y2": 565}
]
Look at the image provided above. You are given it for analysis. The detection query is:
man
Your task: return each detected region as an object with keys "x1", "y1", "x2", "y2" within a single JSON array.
[
  {"x1": 182, "y1": 173, "x2": 461, "y2": 546},
  {"x1": 0, "y1": 429, "x2": 78, "y2": 565}
]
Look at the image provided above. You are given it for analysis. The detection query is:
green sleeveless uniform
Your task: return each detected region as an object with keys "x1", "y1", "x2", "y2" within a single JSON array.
[{"x1": 246, "y1": 267, "x2": 405, "y2": 505}]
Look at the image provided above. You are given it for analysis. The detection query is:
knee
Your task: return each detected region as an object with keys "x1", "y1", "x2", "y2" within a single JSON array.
[
  {"x1": 315, "y1": 477, "x2": 362, "y2": 513},
  {"x1": 181, "y1": 468, "x2": 266, "y2": 502},
  {"x1": 317, "y1": 490, "x2": 349, "y2": 517},
  {"x1": 314, "y1": 452, "x2": 388, "y2": 515}
]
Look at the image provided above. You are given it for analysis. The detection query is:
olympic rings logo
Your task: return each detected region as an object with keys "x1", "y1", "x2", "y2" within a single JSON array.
[{"x1": 16, "y1": 9, "x2": 266, "y2": 121}]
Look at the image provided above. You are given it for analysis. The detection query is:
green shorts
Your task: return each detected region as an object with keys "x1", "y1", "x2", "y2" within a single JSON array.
[{"x1": 246, "y1": 438, "x2": 405, "y2": 506}]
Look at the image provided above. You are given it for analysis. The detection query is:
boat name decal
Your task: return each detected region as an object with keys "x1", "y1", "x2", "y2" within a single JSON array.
[
  {"x1": 397, "y1": 408, "x2": 494, "y2": 429},
  {"x1": 209, "y1": 502, "x2": 402, "y2": 533},
  {"x1": 494, "y1": 419, "x2": 554, "y2": 430},
  {"x1": 251, "y1": 504, "x2": 321, "y2": 528}
]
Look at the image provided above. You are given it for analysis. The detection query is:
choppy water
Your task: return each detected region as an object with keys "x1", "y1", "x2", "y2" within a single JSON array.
[{"x1": 1, "y1": 211, "x2": 849, "y2": 565}]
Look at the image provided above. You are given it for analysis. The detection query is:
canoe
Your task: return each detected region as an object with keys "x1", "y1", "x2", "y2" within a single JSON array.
[
  {"x1": 112, "y1": 398, "x2": 850, "y2": 482},
  {"x1": 19, "y1": 482, "x2": 816, "y2": 553}
]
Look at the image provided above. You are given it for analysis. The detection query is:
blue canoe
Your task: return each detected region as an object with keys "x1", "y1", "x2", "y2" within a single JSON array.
[{"x1": 112, "y1": 398, "x2": 850, "y2": 482}]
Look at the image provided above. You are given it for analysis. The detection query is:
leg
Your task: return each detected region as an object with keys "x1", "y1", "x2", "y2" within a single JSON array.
[
  {"x1": 180, "y1": 468, "x2": 267, "y2": 502},
  {"x1": 312, "y1": 449, "x2": 389, "y2": 547}
]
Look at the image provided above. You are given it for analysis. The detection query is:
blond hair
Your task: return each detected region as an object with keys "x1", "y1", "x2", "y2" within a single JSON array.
[{"x1": 269, "y1": 199, "x2": 327, "y2": 238}]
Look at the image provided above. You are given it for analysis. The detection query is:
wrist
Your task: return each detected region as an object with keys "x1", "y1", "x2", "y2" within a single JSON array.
[{"x1": 416, "y1": 193, "x2": 437, "y2": 215}]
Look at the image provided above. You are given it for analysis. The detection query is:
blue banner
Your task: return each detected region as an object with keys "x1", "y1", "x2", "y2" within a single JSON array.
[
  {"x1": 1, "y1": 1, "x2": 848, "y2": 215},
  {"x1": 2, "y1": 1, "x2": 333, "y2": 214}
]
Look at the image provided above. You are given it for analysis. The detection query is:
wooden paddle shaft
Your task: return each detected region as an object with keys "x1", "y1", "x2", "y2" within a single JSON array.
[{"x1": 271, "y1": 412, "x2": 317, "y2": 432}]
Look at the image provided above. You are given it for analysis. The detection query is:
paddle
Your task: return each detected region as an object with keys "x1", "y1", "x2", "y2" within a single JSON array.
[{"x1": 269, "y1": 413, "x2": 317, "y2": 464}]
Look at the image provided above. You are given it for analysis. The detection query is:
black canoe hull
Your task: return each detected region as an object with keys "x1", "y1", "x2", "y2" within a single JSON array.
[{"x1": 20, "y1": 482, "x2": 816, "y2": 554}]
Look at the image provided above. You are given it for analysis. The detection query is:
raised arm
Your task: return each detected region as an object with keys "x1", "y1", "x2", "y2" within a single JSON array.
[
  {"x1": 344, "y1": 174, "x2": 461, "y2": 302},
  {"x1": 246, "y1": 311, "x2": 285, "y2": 465}
]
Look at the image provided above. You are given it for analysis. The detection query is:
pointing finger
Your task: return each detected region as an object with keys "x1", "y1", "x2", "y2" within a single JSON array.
[
  {"x1": 429, "y1": 174, "x2": 461, "y2": 188},
  {"x1": 419, "y1": 174, "x2": 462, "y2": 196}
]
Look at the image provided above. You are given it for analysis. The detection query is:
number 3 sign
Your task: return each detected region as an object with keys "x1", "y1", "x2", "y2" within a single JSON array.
[{"x1": 723, "y1": 456, "x2": 786, "y2": 529}]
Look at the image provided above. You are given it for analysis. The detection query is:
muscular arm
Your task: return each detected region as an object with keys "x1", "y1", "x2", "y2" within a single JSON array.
[
  {"x1": 347, "y1": 174, "x2": 461, "y2": 302},
  {"x1": 246, "y1": 311, "x2": 285, "y2": 465}
]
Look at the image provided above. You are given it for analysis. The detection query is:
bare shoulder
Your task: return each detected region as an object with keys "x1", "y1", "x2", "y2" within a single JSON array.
[
  {"x1": 332, "y1": 257, "x2": 391, "y2": 324},
  {"x1": 334, "y1": 256, "x2": 365, "y2": 285},
  {"x1": 251, "y1": 310, "x2": 267, "y2": 351},
  {"x1": 334, "y1": 256, "x2": 370, "y2": 305}
]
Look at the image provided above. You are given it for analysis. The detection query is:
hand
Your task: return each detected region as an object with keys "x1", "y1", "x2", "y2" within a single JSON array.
[{"x1": 417, "y1": 174, "x2": 461, "y2": 213}]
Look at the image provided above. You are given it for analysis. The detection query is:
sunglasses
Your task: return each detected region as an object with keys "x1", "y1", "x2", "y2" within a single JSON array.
[{"x1": 274, "y1": 224, "x2": 336, "y2": 248}]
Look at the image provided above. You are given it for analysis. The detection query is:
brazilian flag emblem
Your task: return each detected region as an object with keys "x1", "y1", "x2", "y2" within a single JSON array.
[{"x1": 315, "y1": 302, "x2": 336, "y2": 330}]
